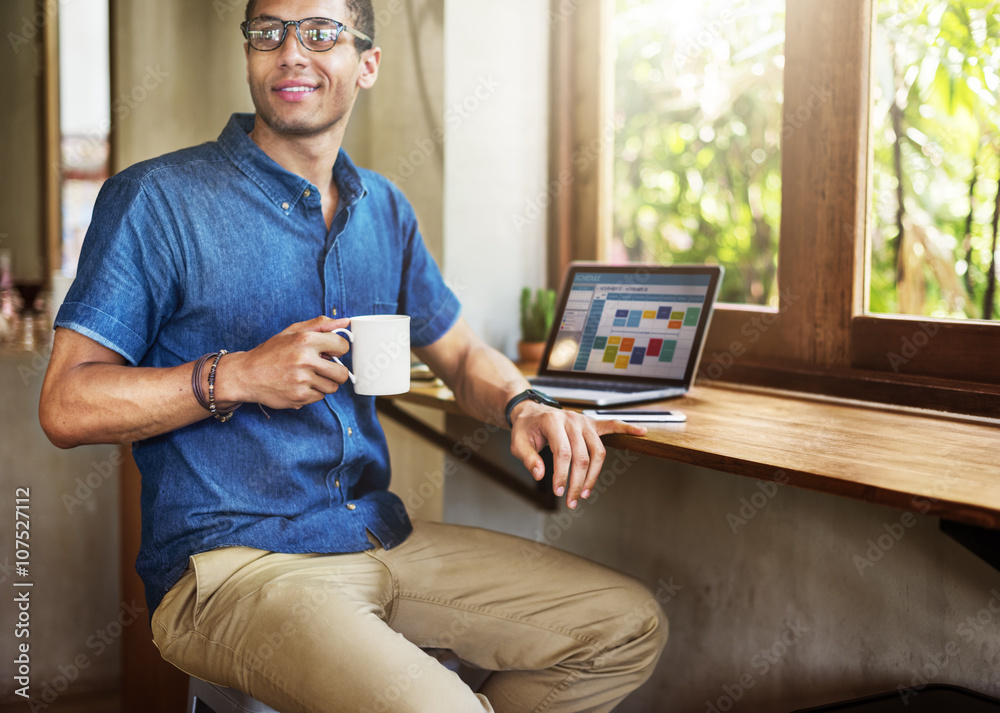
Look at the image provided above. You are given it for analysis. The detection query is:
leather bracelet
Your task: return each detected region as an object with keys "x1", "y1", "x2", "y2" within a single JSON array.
[
  {"x1": 191, "y1": 352, "x2": 215, "y2": 411},
  {"x1": 208, "y1": 350, "x2": 237, "y2": 422}
]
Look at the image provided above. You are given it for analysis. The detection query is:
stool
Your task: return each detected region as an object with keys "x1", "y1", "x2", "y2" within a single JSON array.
[{"x1": 187, "y1": 677, "x2": 280, "y2": 713}]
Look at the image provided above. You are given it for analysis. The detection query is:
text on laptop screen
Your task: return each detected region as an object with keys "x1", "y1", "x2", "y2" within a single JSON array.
[{"x1": 545, "y1": 271, "x2": 715, "y2": 380}]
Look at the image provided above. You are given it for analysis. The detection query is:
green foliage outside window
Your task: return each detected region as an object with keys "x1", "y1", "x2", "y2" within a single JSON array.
[
  {"x1": 872, "y1": 0, "x2": 1000, "y2": 320},
  {"x1": 613, "y1": 0, "x2": 785, "y2": 306}
]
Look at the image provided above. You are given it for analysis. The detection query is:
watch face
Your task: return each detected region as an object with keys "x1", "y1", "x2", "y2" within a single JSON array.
[{"x1": 529, "y1": 389, "x2": 559, "y2": 407}]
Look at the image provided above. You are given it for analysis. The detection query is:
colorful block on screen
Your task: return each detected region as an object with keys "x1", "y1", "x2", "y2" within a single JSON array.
[{"x1": 683, "y1": 307, "x2": 701, "y2": 326}]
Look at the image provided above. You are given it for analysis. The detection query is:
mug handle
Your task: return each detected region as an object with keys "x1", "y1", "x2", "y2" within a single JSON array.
[{"x1": 329, "y1": 328, "x2": 356, "y2": 384}]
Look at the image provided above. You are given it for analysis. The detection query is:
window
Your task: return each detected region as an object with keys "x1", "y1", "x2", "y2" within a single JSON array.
[
  {"x1": 612, "y1": 0, "x2": 786, "y2": 306},
  {"x1": 553, "y1": 0, "x2": 1000, "y2": 416},
  {"x1": 58, "y1": 0, "x2": 111, "y2": 278},
  {"x1": 870, "y1": 0, "x2": 1000, "y2": 320}
]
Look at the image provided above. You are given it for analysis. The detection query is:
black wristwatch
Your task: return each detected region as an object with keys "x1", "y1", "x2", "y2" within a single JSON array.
[{"x1": 504, "y1": 388, "x2": 562, "y2": 428}]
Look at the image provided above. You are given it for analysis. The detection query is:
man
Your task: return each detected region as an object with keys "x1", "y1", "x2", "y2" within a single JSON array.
[{"x1": 39, "y1": 1, "x2": 667, "y2": 710}]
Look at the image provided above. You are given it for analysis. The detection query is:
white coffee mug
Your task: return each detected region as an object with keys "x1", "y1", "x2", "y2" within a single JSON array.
[{"x1": 330, "y1": 315, "x2": 411, "y2": 395}]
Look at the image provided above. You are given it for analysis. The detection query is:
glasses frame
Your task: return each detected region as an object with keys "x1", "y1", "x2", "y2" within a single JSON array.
[{"x1": 240, "y1": 16, "x2": 373, "y2": 53}]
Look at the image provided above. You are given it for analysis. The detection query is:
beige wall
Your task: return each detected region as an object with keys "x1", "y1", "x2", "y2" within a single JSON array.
[
  {"x1": 111, "y1": 0, "x2": 254, "y2": 170},
  {"x1": 0, "y1": 0, "x2": 45, "y2": 284}
]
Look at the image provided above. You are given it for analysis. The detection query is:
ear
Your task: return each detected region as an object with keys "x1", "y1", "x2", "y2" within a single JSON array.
[
  {"x1": 357, "y1": 47, "x2": 381, "y2": 90},
  {"x1": 244, "y1": 42, "x2": 251, "y2": 84}
]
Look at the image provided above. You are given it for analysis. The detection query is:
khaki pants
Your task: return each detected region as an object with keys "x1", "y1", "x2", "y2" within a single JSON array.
[{"x1": 152, "y1": 520, "x2": 667, "y2": 713}]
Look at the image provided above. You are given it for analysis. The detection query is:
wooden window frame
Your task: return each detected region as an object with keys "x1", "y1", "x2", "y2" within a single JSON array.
[{"x1": 549, "y1": 0, "x2": 1000, "y2": 418}]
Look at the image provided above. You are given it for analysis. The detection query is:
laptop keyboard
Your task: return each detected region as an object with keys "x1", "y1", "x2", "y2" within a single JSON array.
[{"x1": 530, "y1": 375, "x2": 663, "y2": 393}]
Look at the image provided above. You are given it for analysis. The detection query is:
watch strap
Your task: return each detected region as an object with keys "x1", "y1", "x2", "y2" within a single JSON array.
[{"x1": 504, "y1": 388, "x2": 562, "y2": 428}]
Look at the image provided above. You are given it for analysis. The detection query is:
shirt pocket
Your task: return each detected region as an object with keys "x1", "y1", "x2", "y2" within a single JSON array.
[{"x1": 373, "y1": 300, "x2": 399, "y2": 315}]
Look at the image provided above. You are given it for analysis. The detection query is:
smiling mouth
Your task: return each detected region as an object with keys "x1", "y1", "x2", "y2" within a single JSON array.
[{"x1": 277, "y1": 86, "x2": 317, "y2": 93}]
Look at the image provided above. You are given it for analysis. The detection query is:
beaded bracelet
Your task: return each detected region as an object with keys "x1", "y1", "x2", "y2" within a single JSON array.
[
  {"x1": 191, "y1": 352, "x2": 215, "y2": 411},
  {"x1": 208, "y1": 350, "x2": 236, "y2": 422}
]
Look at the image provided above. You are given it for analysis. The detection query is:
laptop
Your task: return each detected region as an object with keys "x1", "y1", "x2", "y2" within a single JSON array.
[{"x1": 528, "y1": 262, "x2": 724, "y2": 406}]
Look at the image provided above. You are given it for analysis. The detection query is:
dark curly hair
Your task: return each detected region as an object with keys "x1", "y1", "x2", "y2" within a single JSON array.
[{"x1": 244, "y1": 1, "x2": 374, "y2": 52}]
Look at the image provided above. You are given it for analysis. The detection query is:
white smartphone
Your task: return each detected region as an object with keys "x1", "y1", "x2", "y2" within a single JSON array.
[{"x1": 582, "y1": 409, "x2": 687, "y2": 423}]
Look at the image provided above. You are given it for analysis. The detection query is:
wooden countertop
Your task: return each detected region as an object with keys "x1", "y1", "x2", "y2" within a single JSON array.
[{"x1": 388, "y1": 378, "x2": 1000, "y2": 529}]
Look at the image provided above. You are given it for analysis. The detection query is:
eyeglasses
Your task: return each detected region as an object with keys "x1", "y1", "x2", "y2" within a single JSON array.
[{"x1": 241, "y1": 16, "x2": 372, "y2": 52}]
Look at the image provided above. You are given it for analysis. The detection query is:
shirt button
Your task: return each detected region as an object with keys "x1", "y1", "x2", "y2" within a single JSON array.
[
  {"x1": 303, "y1": 189, "x2": 311, "y2": 197},
  {"x1": 331, "y1": 307, "x2": 338, "y2": 316},
  {"x1": 334, "y1": 479, "x2": 340, "y2": 488},
  {"x1": 281, "y1": 201, "x2": 290, "y2": 210},
  {"x1": 346, "y1": 503, "x2": 356, "y2": 511},
  {"x1": 348, "y1": 427, "x2": 353, "y2": 436}
]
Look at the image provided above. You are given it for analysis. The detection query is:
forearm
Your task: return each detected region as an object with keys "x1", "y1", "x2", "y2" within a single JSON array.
[
  {"x1": 40, "y1": 318, "x2": 353, "y2": 448},
  {"x1": 40, "y1": 357, "x2": 226, "y2": 448},
  {"x1": 447, "y1": 342, "x2": 531, "y2": 427}
]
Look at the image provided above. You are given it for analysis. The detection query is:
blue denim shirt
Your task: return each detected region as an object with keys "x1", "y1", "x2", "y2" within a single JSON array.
[{"x1": 56, "y1": 113, "x2": 461, "y2": 615}]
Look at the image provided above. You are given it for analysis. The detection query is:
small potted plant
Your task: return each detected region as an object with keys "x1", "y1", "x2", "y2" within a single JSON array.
[{"x1": 518, "y1": 286, "x2": 556, "y2": 364}]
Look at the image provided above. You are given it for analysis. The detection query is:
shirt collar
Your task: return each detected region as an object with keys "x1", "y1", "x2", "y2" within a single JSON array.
[{"x1": 217, "y1": 113, "x2": 367, "y2": 215}]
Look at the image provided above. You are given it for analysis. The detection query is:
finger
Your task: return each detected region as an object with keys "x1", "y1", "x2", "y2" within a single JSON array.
[
  {"x1": 278, "y1": 315, "x2": 347, "y2": 335},
  {"x1": 310, "y1": 316, "x2": 351, "y2": 332},
  {"x1": 315, "y1": 331, "x2": 353, "y2": 359},
  {"x1": 544, "y1": 426, "x2": 574, "y2": 501},
  {"x1": 561, "y1": 424, "x2": 595, "y2": 510},
  {"x1": 509, "y1": 429, "x2": 547, "y2": 481},
  {"x1": 310, "y1": 358, "x2": 352, "y2": 387},
  {"x1": 576, "y1": 427, "x2": 608, "y2": 503},
  {"x1": 595, "y1": 419, "x2": 648, "y2": 438}
]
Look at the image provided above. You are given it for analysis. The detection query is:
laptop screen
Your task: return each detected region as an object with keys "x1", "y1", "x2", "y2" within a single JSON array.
[{"x1": 538, "y1": 264, "x2": 724, "y2": 387}]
